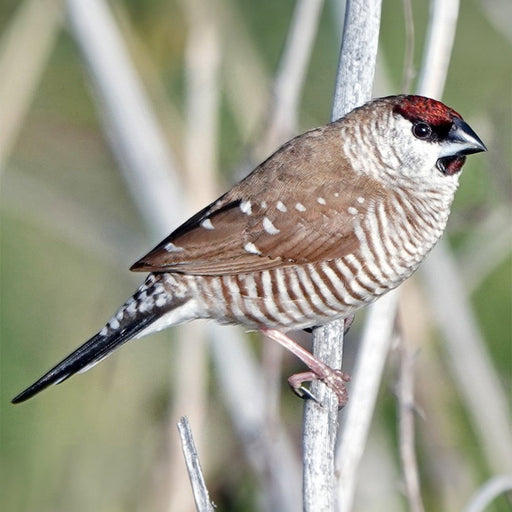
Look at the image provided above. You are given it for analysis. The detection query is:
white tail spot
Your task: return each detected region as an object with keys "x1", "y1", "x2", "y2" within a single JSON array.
[
  {"x1": 244, "y1": 242, "x2": 262, "y2": 255},
  {"x1": 295, "y1": 202, "x2": 306, "y2": 212},
  {"x1": 263, "y1": 216, "x2": 280, "y2": 235},
  {"x1": 261, "y1": 200, "x2": 267, "y2": 208},
  {"x1": 317, "y1": 197, "x2": 326, "y2": 205},
  {"x1": 348, "y1": 206, "x2": 358, "y2": 215},
  {"x1": 357, "y1": 196, "x2": 365, "y2": 204}
]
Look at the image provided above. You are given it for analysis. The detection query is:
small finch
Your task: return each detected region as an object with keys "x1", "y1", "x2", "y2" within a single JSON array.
[{"x1": 12, "y1": 95, "x2": 486, "y2": 405}]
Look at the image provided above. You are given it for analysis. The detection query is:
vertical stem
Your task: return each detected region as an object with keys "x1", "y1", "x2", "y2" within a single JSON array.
[{"x1": 302, "y1": 1, "x2": 382, "y2": 510}]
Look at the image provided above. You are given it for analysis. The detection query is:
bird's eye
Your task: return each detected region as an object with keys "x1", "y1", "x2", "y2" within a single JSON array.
[{"x1": 412, "y1": 121, "x2": 432, "y2": 140}]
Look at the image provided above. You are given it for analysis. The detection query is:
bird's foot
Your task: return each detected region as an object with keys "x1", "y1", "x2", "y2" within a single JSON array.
[
  {"x1": 288, "y1": 368, "x2": 351, "y2": 408},
  {"x1": 260, "y1": 327, "x2": 351, "y2": 407}
]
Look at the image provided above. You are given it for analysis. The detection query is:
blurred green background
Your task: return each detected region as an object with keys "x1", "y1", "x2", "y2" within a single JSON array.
[{"x1": 1, "y1": 1, "x2": 511, "y2": 511}]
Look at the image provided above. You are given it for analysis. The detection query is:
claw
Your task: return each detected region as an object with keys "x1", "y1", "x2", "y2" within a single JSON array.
[
  {"x1": 288, "y1": 368, "x2": 350, "y2": 408},
  {"x1": 260, "y1": 327, "x2": 351, "y2": 408},
  {"x1": 288, "y1": 371, "x2": 321, "y2": 403}
]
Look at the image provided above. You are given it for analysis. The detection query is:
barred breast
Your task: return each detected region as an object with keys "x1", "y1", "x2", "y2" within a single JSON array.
[{"x1": 185, "y1": 185, "x2": 453, "y2": 331}]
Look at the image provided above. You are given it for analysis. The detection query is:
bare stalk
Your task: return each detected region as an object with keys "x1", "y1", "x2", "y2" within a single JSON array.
[
  {"x1": 165, "y1": 2, "x2": 221, "y2": 510},
  {"x1": 335, "y1": 290, "x2": 398, "y2": 512},
  {"x1": 421, "y1": 243, "x2": 512, "y2": 473},
  {"x1": 335, "y1": 0, "x2": 465, "y2": 509},
  {"x1": 418, "y1": 0, "x2": 512, "y2": 477},
  {"x1": 66, "y1": 0, "x2": 184, "y2": 238},
  {"x1": 0, "y1": 0, "x2": 62, "y2": 177},
  {"x1": 303, "y1": 1, "x2": 382, "y2": 511},
  {"x1": 177, "y1": 417, "x2": 216, "y2": 512},
  {"x1": 257, "y1": 0, "x2": 325, "y2": 154},
  {"x1": 210, "y1": 325, "x2": 302, "y2": 512},
  {"x1": 463, "y1": 474, "x2": 512, "y2": 512},
  {"x1": 400, "y1": 0, "x2": 415, "y2": 92},
  {"x1": 397, "y1": 343, "x2": 425, "y2": 512}
]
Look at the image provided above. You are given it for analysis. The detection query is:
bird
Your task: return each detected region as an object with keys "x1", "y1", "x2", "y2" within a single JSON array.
[{"x1": 11, "y1": 95, "x2": 486, "y2": 405}]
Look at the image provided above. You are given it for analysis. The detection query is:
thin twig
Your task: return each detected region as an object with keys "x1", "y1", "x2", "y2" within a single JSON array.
[
  {"x1": 66, "y1": 0, "x2": 184, "y2": 238},
  {"x1": 0, "y1": 0, "x2": 62, "y2": 176},
  {"x1": 397, "y1": 342, "x2": 425, "y2": 512},
  {"x1": 166, "y1": 2, "x2": 220, "y2": 509},
  {"x1": 336, "y1": 290, "x2": 399, "y2": 512},
  {"x1": 177, "y1": 417, "x2": 216, "y2": 512},
  {"x1": 400, "y1": 0, "x2": 415, "y2": 92},
  {"x1": 459, "y1": 207, "x2": 512, "y2": 293},
  {"x1": 464, "y1": 474, "x2": 512, "y2": 512},
  {"x1": 335, "y1": 1, "x2": 463, "y2": 508},
  {"x1": 210, "y1": 325, "x2": 302, "y2": 512},
  {"x1": 257, "y1": 0, "x2": 325, "y2": 154},
  {"x1": 421, "y1": 243, "x2": 512, "y2": 473},
  {"x1": 416, "y1": 6, "x2": 511, "y2": 467},
  {"x1": 416, "y1": 0, "x2": 460, "y2": 100}
]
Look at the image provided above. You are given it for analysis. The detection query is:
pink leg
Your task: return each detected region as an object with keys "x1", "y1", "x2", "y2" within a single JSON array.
[{"x1": 260, "y1": 327, "x2": 350, "y2": 407}]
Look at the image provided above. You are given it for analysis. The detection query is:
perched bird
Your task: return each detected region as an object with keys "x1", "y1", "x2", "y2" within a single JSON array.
[{"x1": 12, "y1": 95, "x2": 486, "y2": 405}]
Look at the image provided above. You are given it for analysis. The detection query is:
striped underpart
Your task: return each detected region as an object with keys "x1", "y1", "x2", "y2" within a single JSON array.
[{"x1": 184, "y1": 185, "x2": 453, "y2": 331}]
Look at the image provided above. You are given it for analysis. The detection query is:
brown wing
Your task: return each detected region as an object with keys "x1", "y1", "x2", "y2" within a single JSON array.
[{"x1": 131, "y1": 124, "x2": 383, "y2": 276}]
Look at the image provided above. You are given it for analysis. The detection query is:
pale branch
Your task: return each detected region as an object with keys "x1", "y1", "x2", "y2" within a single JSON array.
[
  {"x1": 0, "y1": 0, "x2": 61, "y2": 175},
  {"x1": 210, "y1": 325, "x2": 302, "y2": 512},
  {"x1": 397, "y1": 343, "x2": 425, "y2": 512},
  {"x1": 258, "y1": 0, "x2": 325, "y2": 153},
  {"x1": 463, "y1": 474, "x2": 512, "y2": 512},
  {"x1": 303, "y1": 2, "x2": 383, "y2": 511},
  {"x1": 67, "y1": 2, "x2": 299, "y2": 509},
  {"x1": 400, "y1": 0, "x2": 416, "y2": 93},
  {"x1": 335, "y1": 1, "x2": 463, "y2": 509},
  {"x1": 66, "y1": 0, "x2": 184, "y2": 238},
  {"x1": 421, "y1": 243, "x2": 512, "y2": 473},
  {"x1": 166, "y1": 2, "x2": 220, "y2": 509},
  {"x1": 177, "y1": 417, "x2": 216, "y2": 512},
  {"x1": 416, "y1": 0, "x2": 460, "y2": 100},
  {"x1": 336, "y1": 290, "x2": 399, "y2": 512}
]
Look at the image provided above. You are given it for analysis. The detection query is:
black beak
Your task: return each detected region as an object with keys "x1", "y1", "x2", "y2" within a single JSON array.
[{"x1": 440, "y1": 118, "x2": 487, "y2": 157}]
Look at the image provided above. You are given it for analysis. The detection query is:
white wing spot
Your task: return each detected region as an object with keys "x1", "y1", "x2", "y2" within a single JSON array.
[
  {"x1": 261, "y1": 200, "x2": 267, "y2": 208},
  {"x1": 276, "y1": 201, "x2": 287, "y2": 212},
  {"x1": 244, "y1": 242, "x2": 262, "y2": 255},
  {"x1": 317, "y1": 197, "x2": 326, "y2": 205},
  {"x1": 200, "y1": 218, "x2": 215, "y2": 230},
  {"x1": 295, "y1": 202, "x2": 306, "y2": 212},
  {"x1": 263, "y1": 216, "x2": 280, "y2": 235},
  {"x1": 348, "y1": 206, "x2": 358, "y2": 215},
  {"x1": 164, "y1": 242, "x2": 184, "y2": 253},
  {"x1": 116, "y1": 310, "x2": 124, "y2": 321},
  {"x1": 99, "y1": 326, "x2": 108, "y2": 336},
  {"x1": 240, "y1": 200, "x2": 252, "y2": 215},
  {"x1": 357, "y1": 196, "x2": 365, "y2": 204}
]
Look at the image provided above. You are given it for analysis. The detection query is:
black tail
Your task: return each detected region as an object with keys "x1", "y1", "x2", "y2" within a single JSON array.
[{"x1": 11, "y1": 312, "x2": 159, "y2": 404}]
